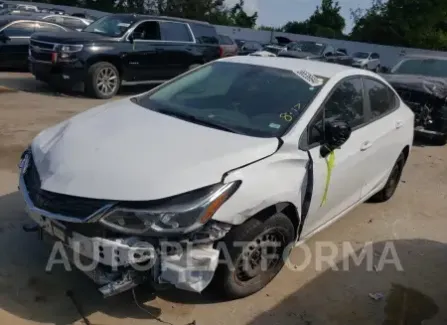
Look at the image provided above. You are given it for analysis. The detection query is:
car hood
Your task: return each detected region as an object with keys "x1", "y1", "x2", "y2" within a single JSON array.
[
  {"x1": 30, "y1": 99, "x2": 279, "y2": 201},
  {"x1": 381, "y1": 73, "x2": 447, "y2": 99},
  {"x1": 31, "y1": 31, "x2": 118, "y2": 44}
]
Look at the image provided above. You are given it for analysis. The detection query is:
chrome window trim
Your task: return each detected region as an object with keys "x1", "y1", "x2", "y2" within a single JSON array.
[{"x1": 124, "y1": 19, "x2": 196, "y2": 44}]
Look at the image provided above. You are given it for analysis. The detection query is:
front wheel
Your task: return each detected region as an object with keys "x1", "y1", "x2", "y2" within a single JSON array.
[
  {"x1": 85, "y1": 62, "x2": 120, "y2": 99},
  {"x1": 211, "y1": 212, "x2": 295, "y2": 300}
]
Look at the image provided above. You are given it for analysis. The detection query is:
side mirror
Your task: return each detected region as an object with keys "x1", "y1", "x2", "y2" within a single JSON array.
[
  {"x1": 128, "y1": 34, "x2": 134, "y2": 43},
  {"x1": 320, "y1": 120, "x2": 351, "y2": 157}
]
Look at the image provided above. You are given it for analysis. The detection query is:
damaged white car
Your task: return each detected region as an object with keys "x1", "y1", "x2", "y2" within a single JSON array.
[{"x1": 19, "y1": 56, "x2": 414, "y2": 300}]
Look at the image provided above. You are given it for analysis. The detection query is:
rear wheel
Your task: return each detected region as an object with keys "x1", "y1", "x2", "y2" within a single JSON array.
[
  {"x1": 369, "y1": 153, "x2": 405, "y2": 203},
  {"x1": 85, "y1": 62, "x2": 120, "y2": 99},
  {"x1": 212, "y1": 213, "x2": 295, "y2": 299}
]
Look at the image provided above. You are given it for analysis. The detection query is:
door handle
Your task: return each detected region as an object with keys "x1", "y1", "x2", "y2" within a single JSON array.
[
  {"x1": 360, "y1": 141, "x2": 373, "y2": 151},
  {"x1": 395, "y1": 120, "x2": 404, "y2": 129}
]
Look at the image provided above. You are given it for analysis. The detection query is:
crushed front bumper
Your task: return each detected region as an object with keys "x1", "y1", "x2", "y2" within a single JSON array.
[{"x1": 19, "y1": 162, "x2": 223, "y2": 297}]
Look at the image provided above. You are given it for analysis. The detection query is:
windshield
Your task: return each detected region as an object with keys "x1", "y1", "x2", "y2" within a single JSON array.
[
  {"x1": 392, "y1": 58, "x2": 447, "y2": 77},
  {"x1": 353, "y1": 52, "x2": 369, "y2": 59},
  {"x1": 134, "y1": 62, "x2": 327, "y2": 138},
  {"x1": 289, "y1": 41, "x2": 325, "y2": 55},
  {"x1": 83, "y1": 15, "x2": 136, "y2": 37}
]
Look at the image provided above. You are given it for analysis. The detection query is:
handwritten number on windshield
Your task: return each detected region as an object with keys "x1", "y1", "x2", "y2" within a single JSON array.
[{"x1": 280, "y1": 102, "x2": 302, "y2": 122}]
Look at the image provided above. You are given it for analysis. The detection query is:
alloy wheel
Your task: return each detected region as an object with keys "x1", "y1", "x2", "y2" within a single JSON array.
[{"x1": 96, "y1": 67, "x2": 118, "y2": 97}]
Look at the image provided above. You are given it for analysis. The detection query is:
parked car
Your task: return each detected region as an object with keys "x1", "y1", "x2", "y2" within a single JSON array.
[
  {"x1": 71, "y1": 12, "x2": 98, "y2": 21},
  {"x1": 351, "y1": 52, "x2": 381, "y2": 72},
  {"x1": 248, "y1": 45, "x2": 281, "y2": 57},
  {"x1": 382, "y1": 55, "x2": 447, "y2": 144},
  {"x1": 237, "y1": 40, "x2": 263, "y2": 55},
  {"x1": 324, "y1": 50, "x2": 354, "y2": 66},
  {"x1": 49, "y1": 8, "x2": 65, "y2": 15},
  {"x1": 19, "y1": 56, "x2": 413, "y2": 300},
  {"x1": 36, "y1": 14, "x2": 93, "y2": 31},
  {"x1": 29, "y1": 14, "x2": 222, "y2": 99},
  {"x1": 218, "y1": 34, "x2": 238, "y2": 57},
  {"x1": 278, "y1": 40, "x2": 335, "y2": 60},
  {"x1": 15, "y1": 4, "x2": 39, "y2": 12},
  {"x1": 0, "y1": 16, "x2": 70, "y2": 69}
]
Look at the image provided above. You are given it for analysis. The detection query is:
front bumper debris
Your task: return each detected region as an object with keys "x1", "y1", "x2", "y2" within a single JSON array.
[{"x1": 19, "y1": 157, "x2": 224, "y2": 297}]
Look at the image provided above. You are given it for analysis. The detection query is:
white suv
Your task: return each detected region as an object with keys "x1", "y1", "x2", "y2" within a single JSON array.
[
  {"x1": 352, "y1": 52, "x2": 381, "y2": 71},
  {"x1": 19, "y1": 56, "x2": 414, "y2": 300}
]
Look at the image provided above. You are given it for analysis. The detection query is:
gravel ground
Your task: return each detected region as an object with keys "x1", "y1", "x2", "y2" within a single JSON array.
[{"x1": 0, "y1": 72, "x2": 446, "y2": 325}]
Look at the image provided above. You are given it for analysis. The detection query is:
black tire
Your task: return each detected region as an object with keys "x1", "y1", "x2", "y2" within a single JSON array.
[
  {"x1": 85, "y1": 62, "x2": 120, "y2": 99},
  {"x1": 369, "y1": 153, "x2": 405, "y2": 203},
  {"x1": 211, "y1": 212, "x2": 295, "y2": 300}
]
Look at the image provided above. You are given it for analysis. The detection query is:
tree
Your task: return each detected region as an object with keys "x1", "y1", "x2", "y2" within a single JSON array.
[
  {"x1": 282, "y1": 0, "x2": 345, "y2": 38},
  {"x1": 350, "y1": 0, "x2": 447, "y2": 50}
]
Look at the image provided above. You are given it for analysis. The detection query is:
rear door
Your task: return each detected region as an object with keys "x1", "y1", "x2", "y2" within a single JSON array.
[
  {"x1": 0, "y1": 21, "x2": 35, "y2": 68},
  {"x1": 359, "y1": 77, "x2": 410, "y2": 198},
  {"x1": 300, "y1": 77, "x2": 372, "y2": 235},
  {"x1": 158, "y1": 21, "x2": 195, "y2": 78}
]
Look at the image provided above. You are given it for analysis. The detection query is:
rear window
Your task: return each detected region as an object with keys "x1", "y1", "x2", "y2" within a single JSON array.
[
  {"x1": 218, "y1": 35, "x2": 234, "y2": 45},
  {"x1": 190, "y1": 23, "x2": 218, "y2": 44},
  {"x1": 134, "y1": 61, "x2": 327, "y2": 138}
]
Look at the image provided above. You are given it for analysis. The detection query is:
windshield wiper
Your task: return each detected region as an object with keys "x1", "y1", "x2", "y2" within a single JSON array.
[{"x1": 157, "y1": 109, "x2": 242, "y2": 134}]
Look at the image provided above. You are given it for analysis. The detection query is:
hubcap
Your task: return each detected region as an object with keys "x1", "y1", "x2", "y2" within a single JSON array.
[
  {"x1": 235, "y1": 230, "x2": 285, "y2": 282},
  {"x1": 96, "y1": 68, "x2": 117, "y2": 96}
]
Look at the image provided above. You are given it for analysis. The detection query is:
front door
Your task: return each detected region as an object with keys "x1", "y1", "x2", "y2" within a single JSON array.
[
  {"x1": 300, "y1": 77, "x2": 372, "y2": 236},
  {"x1": 124, "y1": 21, "x2": 165, "y2": 82},
  {"x1": 0, "y1": 21, "x2": 35, "y2": 68}
]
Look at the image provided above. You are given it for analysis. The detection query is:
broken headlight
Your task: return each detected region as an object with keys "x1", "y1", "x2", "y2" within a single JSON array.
[{"x1": 100, "y1": 181, "x2": 240, "y2": 236}]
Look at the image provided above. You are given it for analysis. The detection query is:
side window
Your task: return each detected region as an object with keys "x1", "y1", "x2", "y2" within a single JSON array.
[
  {"x1": 323, "y1": 45, "x2": 335, "y2": 55},
  {"x1": 132, "y1": 21, "x2": 161, "y2": 41},
  {"x1": 190, "y1": 24, "x2": 218, "y2": 44},
  {"x1": 308, "y1": 78, "x2": 365, "y2": 146},
  {"x1": 223, "y1": 36, "x2": 234, "y2": 45},
  {"x1": 364, "y1": 79, "x2": 397, "y2": 118},
  {"x1": 36, "y1": 22, "x2": 65, "y2": 33},
  {"x1": 160, "y1": 22, "x2": 192, "y2": 42},
  {"x1": 3, "y1": 22, "x2": 35, "y2": 37}
]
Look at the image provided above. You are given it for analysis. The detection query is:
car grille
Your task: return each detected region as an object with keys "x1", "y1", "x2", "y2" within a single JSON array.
[
  {"x1": 24, "y1": 154, "x2": 111, "y2": 220},
  {"x1": 30, "y1": 40, "x2": 56, "y2": 62},
  {"x1": 31, "y1": 51, "x2": 53, "y2": 62},
  {"x1": 30, "y1": 40, "x2": 56, "y2": 50}
]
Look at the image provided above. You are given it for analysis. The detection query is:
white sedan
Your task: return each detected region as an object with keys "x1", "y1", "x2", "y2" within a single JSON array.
[{"x1": 18, "y1": 56, "x2": 414, "y2": 300}]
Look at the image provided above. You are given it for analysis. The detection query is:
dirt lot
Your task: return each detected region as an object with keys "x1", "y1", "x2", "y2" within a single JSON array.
[{"x1": 0, "y1": 72, "x2": 446, "y2": 325}]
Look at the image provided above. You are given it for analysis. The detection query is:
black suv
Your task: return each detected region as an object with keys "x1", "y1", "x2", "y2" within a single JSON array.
[{"x1": 29, "y1": 14, "x2": 222, "y2": 99}]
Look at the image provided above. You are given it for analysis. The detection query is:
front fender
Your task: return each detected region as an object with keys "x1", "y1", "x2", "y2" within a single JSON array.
[{"x1": 212, "y1": 145, "x2": 309, "y2": 226}]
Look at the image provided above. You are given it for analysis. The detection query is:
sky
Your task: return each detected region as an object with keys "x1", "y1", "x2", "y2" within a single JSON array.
[{"x1": 226, "y1": 0, "x2": 374, "y2": 33}]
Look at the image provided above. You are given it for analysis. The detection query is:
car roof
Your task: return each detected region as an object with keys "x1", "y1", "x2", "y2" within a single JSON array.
[
  {"x1": 107, "y1": 13, "x2": 211, "y2": 25},
  {"x1": 219, "y1": 56, "x2": 360, "y2": 79}
]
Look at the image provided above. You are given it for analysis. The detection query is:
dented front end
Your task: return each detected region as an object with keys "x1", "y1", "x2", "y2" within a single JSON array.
[{"x1": 18, "y1": 150, "x2": 234, "y2": 297}]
